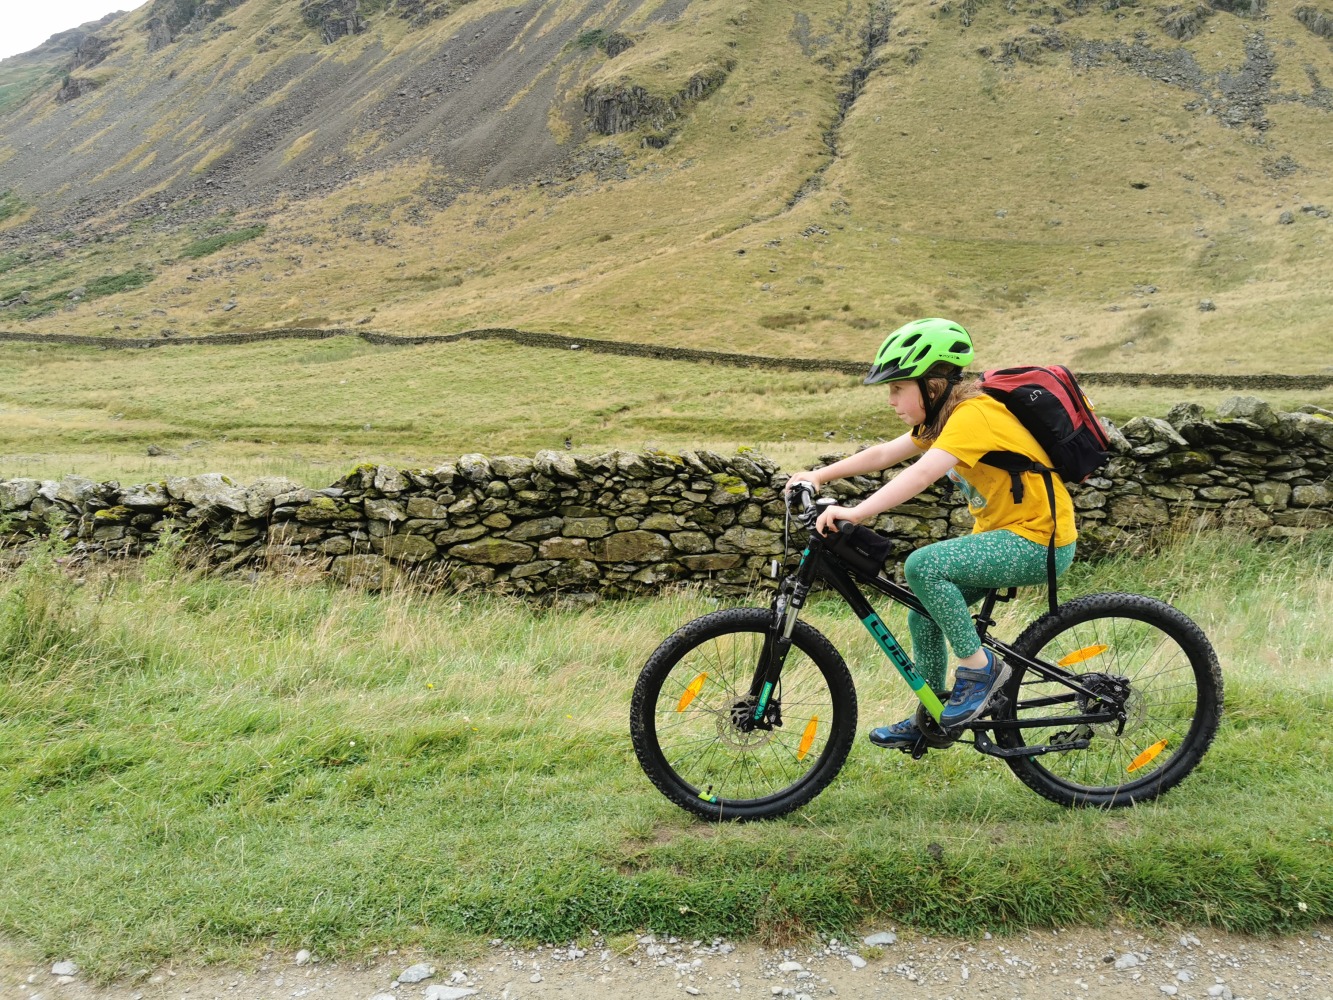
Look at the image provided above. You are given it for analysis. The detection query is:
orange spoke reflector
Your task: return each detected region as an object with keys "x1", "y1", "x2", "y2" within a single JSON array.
[
  {"x1": 1057, "y1": 644, "x2": 1110, "y2": 667},
  {"x1": 797, "y1": 717, "x2": 819, "y2": 761},
  {"x1": 676, "y1": 672, "x2": 708, "y2": 712},
  {"x1": 1127, "y1": 739, "x2": 1169, "y2": 773}
]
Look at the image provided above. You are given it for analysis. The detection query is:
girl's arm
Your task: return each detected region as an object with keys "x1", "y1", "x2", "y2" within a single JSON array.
[
  {"x1": 786, "y1": 433, "x2": 923, "y2": 491},
  {"x1": 815, "y1": 447, "x2": 959, "y2": 534}
]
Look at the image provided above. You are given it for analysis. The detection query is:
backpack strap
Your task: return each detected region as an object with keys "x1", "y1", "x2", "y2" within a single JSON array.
[
  {"x1": 980, "y1": 451, "x2": 1061, "y2": 615},
  {"x1": 978, "y1": 450, "x2": 1031, "y2": 503}
]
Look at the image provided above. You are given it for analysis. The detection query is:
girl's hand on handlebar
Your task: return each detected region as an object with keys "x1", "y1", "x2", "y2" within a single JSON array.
[
  {"x1": 784, "y1": 470, "x2": 822, "y2": 495},
  {"x1": 816, "y1": 504, "x2": 863, "y2": 535}
]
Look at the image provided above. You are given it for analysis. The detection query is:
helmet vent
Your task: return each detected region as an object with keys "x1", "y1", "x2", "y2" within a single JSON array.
[{"x1": 863, "y1": 317, "x2": 974, "y2": 386}]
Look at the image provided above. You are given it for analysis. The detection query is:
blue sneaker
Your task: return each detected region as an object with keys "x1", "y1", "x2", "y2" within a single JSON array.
[
  {"x1": 868, "y1": 716, "x2": 923, "y2": 750},
  {"x1": 938, "y1": 649, "x2": 1011, "y2": 728}
]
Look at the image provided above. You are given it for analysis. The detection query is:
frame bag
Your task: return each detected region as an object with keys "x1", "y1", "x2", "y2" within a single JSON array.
[
  {"x1": 977, "y1": 365, "x2": 1112, "y2": 613},
  {"x1": 826, "y1": 521, "x2": 894, "y2": 579}
]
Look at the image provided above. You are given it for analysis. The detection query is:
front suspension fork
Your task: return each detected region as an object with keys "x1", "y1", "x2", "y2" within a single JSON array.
[{"x1": 745, "y1": 565, "x2": 813, "y2": 727}]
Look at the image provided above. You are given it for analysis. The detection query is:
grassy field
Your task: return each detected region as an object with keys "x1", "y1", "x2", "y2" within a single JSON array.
[
  {"x1": 2, "y1": 336, "x2": 1330, "y2": 486},
  {"x1": 0, "y1": 529, "x2": 1329, "y2": 978}
]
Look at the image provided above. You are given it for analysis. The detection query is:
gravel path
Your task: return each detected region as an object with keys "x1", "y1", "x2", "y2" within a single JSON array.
[{"x1": 6, "y1": 927, "x2": 1331, "y2": 1000}]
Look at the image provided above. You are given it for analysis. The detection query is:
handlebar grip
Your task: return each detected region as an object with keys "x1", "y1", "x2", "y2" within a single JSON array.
[{"x1": 785, "y1": 480, "x2": 818, "y2": 512}]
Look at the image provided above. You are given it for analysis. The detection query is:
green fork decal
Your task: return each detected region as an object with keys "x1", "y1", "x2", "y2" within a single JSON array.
[
  {"x1": 861, "y1": 613, "x2": 945, "y2": 722},
  {"x1": 753, "y1": 681, "x2": 774, "y2": 720}
]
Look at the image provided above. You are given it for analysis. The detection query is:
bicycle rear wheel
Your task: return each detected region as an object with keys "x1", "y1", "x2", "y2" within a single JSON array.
[
  {"x1": 994, "y1": 592, "x2": 1222, "y2": 808},
  {"x1": 630, "y1": 607, "x2": 857, "y2": 821}
]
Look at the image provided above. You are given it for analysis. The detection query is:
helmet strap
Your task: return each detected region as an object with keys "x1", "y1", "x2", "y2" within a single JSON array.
[{"x1": 915, "y1": 370, "x2": 963, "y2": 436}]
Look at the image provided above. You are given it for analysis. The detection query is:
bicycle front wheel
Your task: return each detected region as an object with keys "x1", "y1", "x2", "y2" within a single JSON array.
[
  {"x1": 994, "y1": 592, "x2": 1223, "y2": 808},
  {"x1": 630, "y1": 607, "x2": 857, "y2": 821}
]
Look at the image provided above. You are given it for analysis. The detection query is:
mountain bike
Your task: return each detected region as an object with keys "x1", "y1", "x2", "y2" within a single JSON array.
[{"x1": 629, "y1": 482, "x2": 1223, "y2": 820}]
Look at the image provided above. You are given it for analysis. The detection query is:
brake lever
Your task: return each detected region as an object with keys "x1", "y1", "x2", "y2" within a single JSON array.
[
  {"x1": 811, "y1": 497, "x2": 839, "y2": 532},
  {"x1": 783, "y1": 481, "x2": 825, "y2": 531}
]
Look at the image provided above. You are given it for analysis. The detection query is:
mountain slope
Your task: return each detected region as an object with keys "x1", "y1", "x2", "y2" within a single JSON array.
[
  {"x1": 0, "y1": 11, "x2": 127, "y2": 115},
  {"x1": 1, "y1": 0, "x2": 1330, "y2": 374}
]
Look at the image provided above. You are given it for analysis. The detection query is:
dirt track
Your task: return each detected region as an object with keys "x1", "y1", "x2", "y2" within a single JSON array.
[{"x1": 6, "y1": 926, "x2": 1331, "y2": 1000}]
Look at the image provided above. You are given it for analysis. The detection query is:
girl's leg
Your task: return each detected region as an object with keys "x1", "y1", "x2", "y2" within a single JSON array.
[
  {"x1": 870, "y1": 531, "x2": 1075, "y2": 748},
  {"x1": 908, "y1": 604, "x2": 984, "y2": 694},
  {"x1": 905, "y1": 530, "x2": 1076, "y2": 673}
]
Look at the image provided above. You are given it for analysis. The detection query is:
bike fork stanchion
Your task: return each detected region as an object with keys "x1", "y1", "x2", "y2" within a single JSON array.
[{"x1": 747, "y1": 556, "x2": 817, "y2": 727}]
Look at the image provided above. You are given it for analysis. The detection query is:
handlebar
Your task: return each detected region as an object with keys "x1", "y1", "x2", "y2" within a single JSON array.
[
  {"x1": 785, "y1": 480, "x2": 818, "y2": 509},
  {"x1": 785, "y1": 480, "x2": 868, "y2": 542},
  {"x1": 783, "y1": 480, "x2": 837, "y2": 532},
  {"x1": 784, "y1": 480, "x2": 818, "y2": 517}
]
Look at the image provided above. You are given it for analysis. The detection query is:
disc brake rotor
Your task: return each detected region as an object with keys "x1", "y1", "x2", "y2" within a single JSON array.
[
  {"x1": 717, "y1": 698, "x2": 777, "y2": 749},
  {"x1": 1098, "y1": 686, "x2": 1145, "y2": 737},
  {"x1": 1076, "y1": 674, "x2": 1140, "y2": 737}
]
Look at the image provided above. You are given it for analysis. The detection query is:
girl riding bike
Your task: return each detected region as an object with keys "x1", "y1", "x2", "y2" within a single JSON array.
[{"x1": 787, "y1": 318, "x2": 1078, "y2": 749}]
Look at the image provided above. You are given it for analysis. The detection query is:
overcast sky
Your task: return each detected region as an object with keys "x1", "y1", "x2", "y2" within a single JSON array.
[{"x1": 1, "y1": 0, "x2": 151, "y2": 62}]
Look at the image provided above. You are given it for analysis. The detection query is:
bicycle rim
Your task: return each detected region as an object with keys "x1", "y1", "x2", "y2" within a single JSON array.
[
  {"x1": 633, "y1": 609, "x2": 855, "y2": 820},
  {"x1": 1000, "y1": 593, "x2": 1221, "y2": 806}
]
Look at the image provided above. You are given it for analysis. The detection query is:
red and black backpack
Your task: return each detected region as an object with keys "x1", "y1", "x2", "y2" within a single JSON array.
[{"x1": 977, "y1": 365, "x2": 1112, "y2": 612}]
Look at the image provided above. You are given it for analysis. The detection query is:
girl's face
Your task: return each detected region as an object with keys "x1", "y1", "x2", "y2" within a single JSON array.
[{"x1": 888, "y1": 380, "x2": 926, "y2": 426}]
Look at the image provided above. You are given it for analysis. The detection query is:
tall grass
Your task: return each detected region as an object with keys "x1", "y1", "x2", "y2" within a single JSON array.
[{"x1": 0, "y1": 530, "x2": 1329, "y2": 978}]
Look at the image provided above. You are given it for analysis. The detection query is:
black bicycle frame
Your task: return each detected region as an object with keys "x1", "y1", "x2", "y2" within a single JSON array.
[{"x1": 747, "y1": 535, "x2": 1120, "y2": 737}]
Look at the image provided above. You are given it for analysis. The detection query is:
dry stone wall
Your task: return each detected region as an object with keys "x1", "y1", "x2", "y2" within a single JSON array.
[{"x1": 1, "y1": 396, "x2": 1329, "y2": 596}]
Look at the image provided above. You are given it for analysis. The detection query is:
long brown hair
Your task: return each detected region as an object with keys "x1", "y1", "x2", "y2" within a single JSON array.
[{"x1": 914, "y1": 368, "x2": 983, "y2": 444}]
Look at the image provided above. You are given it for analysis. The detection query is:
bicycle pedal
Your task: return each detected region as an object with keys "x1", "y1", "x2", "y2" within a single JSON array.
[{"x1": 909, "y1": 738, "x2": 929, "y2": 760}]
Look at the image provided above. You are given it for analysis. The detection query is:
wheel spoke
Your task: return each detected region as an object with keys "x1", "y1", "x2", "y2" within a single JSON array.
[
  {"x1": 994, "y1": 594, "x2": 1221, "y2": 806},
  {"x1": 631, "y1": 608, "x2": 856, "y2": 819}
]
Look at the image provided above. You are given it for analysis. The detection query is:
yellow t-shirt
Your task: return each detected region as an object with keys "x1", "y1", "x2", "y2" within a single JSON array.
[{"x1": 912, "y1": 395, "x2": 1077, "y2": 547}]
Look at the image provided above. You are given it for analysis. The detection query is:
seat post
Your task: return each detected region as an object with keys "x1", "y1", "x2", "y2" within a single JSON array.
[
  {"x1": 973, "y1": 589, "x2": 1000, "y2": 639},
  {"x1": 973, "y1": 587, "x2": 1018, "y2": 640}
]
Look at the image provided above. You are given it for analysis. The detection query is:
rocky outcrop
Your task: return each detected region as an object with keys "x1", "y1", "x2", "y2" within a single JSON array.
[
  {"x1": 602, "y1": 32, "x2": 636, "y2": 57},
  {"x1": 1211, "y1": 0, "x2": 1265, "y2": 14},
  {"x1": 1, "y1": 397, "x2": 1328, "y2": 597},
  {"x1": 56, "y1": 76, "x2": 100, "y2": 104},
  {"x1": 584, "y1": 65, "x2": 731, "y2": 140},
  {"x1": 299, "y1": 0, "x2": 365, "y2": 44},
  {"x1": 1069, "y1": 27, "x2": 1293, "y2": 129},
  {"x1": 583, "y1": 85, "x2": 662, "y2": 136},
  {"x1": 144, "y1": 0, "x2": 248, "y2": 51},
  {"x1": 1161, "y1": 5, "x2": 1215, "y2": 42},
  {"x1": 1295, "y1": 6, "x2": 1333, "y2": 40},
  {"x1": 386, "y1": 0, "x2": 482, "y2": 30},
  {"x1": 69, "y1": 34, "x2": 114, "y2": 70}
]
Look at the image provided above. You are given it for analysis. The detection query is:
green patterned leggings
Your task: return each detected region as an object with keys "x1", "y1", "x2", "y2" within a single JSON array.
[{"x1": 904, "y1": 529, "x2": 1077, "y2": 693}]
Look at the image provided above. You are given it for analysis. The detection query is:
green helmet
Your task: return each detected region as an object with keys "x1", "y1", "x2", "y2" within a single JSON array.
[{"x1": 865, "y1": 318, "x2": 974, "y2": 384}]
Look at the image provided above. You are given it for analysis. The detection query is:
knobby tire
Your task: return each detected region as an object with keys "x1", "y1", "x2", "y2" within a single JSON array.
[
  {"x1": 994, "y1": 592, "x2": 1223, "y2": 807},
  {"x1": 630, "y1": 608, "x2": 857, "y2": 821}
]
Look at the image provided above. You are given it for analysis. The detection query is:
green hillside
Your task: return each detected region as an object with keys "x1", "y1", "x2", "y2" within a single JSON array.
[{"x1": 1, "y1": 0, "x2": 1330, "y2": 372}]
